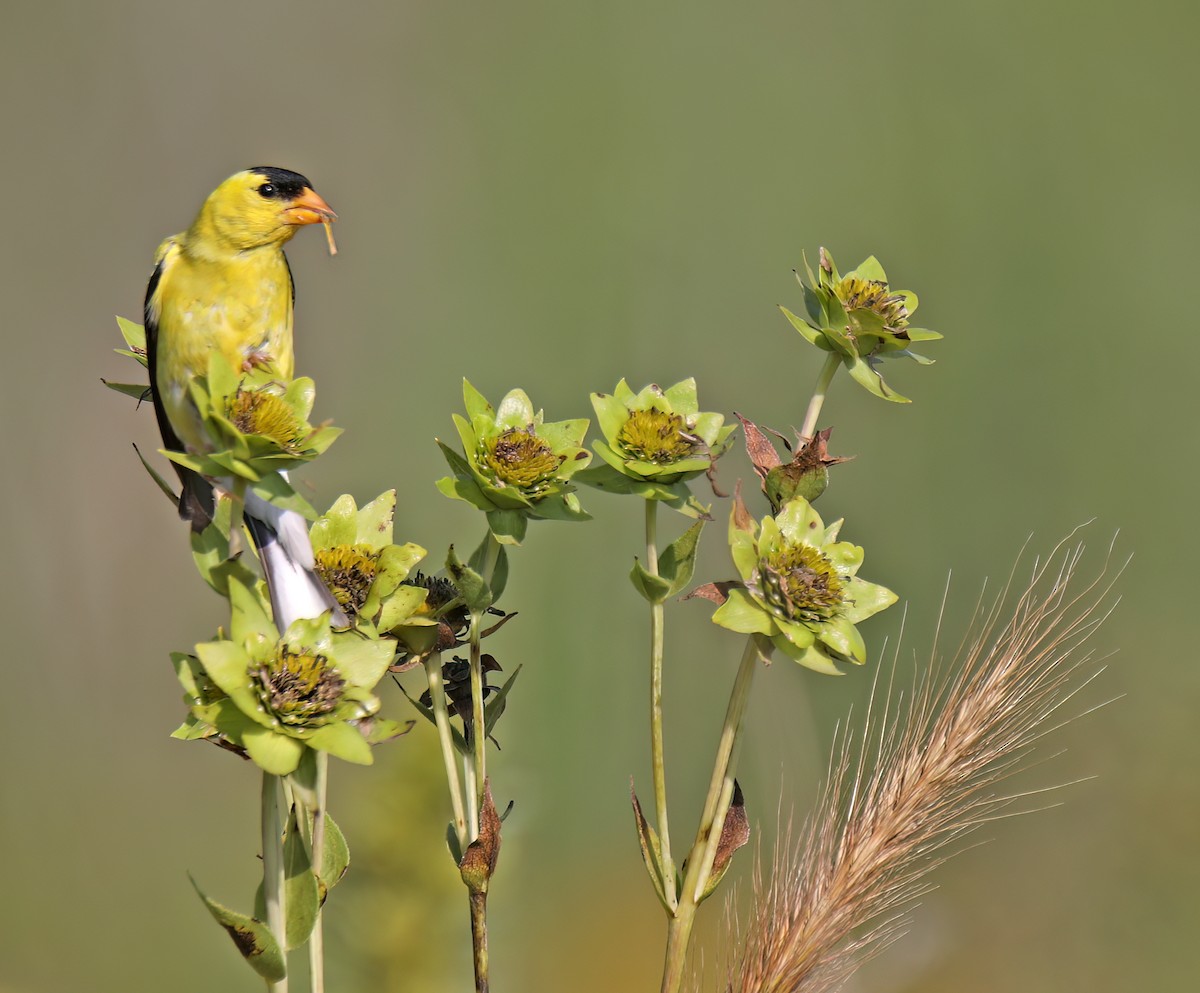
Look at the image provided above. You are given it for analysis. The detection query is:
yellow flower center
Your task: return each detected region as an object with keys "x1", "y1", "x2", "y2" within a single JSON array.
[
  {"x1": 315, "y1": 544, "x2": 379, "y2": 614},
  {"x1": 617, "y1": 408, "x2": 699, "y2": 465},
  {"x1": 254, "y1": 648, "x2": 345, "y2": 726},
  {"x1": 834, "y1": 276, "x2": 910, "y2": 332},
  {"x1": 758, "y1": 541, "x2": 845, "y2": 623},
  {"x1": 229, "y1": 388, "x2": 307, "y2": 452},
  {"x1": 482, "y1": 428, "x2": 564, "y2": 492}
]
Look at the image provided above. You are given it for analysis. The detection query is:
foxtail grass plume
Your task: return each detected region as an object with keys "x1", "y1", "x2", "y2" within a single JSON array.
[{"x1": 719, "y1": 535, "x2": 1119, "y2": 993}]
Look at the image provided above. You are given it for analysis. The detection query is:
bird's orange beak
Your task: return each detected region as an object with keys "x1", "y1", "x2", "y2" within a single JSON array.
[{"x1": 282, "y1": 188, "x2": 337, "y2": 226}]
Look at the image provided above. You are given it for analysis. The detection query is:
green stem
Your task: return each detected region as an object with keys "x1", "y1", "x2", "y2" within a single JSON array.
[
  {"x1": 659, "y1": 637, "x2": 759, "y2": 993},
  {"x1": 469, "y1": 889, "x2": 490, "y2": 993},
  {"x1": 261, "y1": 772, "x2": 289, "y2": 993},
  {"x1": 645, "y1": 499, "x2": 676, "y2": 907},
  {"x1": 467, "y1": 531, "x2": 503, "y2": 838},
  {"x1": 424, "y1": 653, "x2": 469, "y2": 855},
  {"x1": 307, "y1": 752, "x2": 329, "y2": 993},
  {"x1": 463, "y1": 750, "x2": 479, "y2": 839},
  {"x1": 798, "y1": 351, "x2": 841, "y2": 440}
]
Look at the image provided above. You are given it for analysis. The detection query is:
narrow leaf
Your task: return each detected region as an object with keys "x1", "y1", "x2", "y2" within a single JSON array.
[
  {"x1": 190, "y1": 876, "x2": 286, "y2": 982},
  {"x1": 282, "y1": 806, "x2": 320, "y2": 949},
  {"x1": 319, "y1": 814, "x2": 351, "y2": 896},
  {"x1": 483, "y1": 664, "x2": 523, "y2": 737},
  {"x1": 630, "y1": 558, "x2": 672, "y2": 604},
  {"x1": 659, "y1": 520, "x2": 706, "y2": 598},
  {"x1": 631, "y1": 785, "x2": 674, "y2": 913}
]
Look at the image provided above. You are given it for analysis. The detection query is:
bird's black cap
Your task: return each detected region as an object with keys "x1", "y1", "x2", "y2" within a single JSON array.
[{"x1": 249, "y1": 166, "x2": 313, "y2": 199}]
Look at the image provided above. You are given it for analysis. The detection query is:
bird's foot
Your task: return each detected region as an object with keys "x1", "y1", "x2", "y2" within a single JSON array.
[{"x1": 242, "y1": 348, "x2": 275, "y2": 373}]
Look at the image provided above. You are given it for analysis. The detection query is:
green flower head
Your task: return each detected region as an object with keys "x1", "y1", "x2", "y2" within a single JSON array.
[
  {"x1": 177, "y1": 575, "x2": 396, "y2": 775},
  {"x1": 160, "y1": 352, "x2": 341, "y2": 517},
  {"x1": 577, "y1": 379, "x2": 736, "y2": 517},
  {"x1": 436, "y1": 380, "x2": 592, "y2": 544},
  {"x1": 780, "y1": 248, "x2": 942, "y2": 403},
  {"x1": 702, "y1": 493, "x2": 897, "y2": 674},
  {"x1": 309, "y1": 490, "x2": 428, "y2": 632}
]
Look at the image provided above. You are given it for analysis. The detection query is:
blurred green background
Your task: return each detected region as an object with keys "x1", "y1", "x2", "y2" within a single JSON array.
[{"x1": 2, "y1": 0, "x2": 1195, "y2": 990}]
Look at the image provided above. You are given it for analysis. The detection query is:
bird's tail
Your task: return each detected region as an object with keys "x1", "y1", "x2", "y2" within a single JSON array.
[{"x1": 244, "y1": 491, "x2": 349, "y2": 632}]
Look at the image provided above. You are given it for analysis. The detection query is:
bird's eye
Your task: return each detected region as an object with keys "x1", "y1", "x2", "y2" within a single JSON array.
[{"x1": 258, "y1": 183, "x2": 277, "y2": 198}]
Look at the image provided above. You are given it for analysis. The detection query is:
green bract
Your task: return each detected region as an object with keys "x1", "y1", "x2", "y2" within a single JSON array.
[
  {"x1": 436, "y1": 380, "x2": 592, "y2": 543},
  {"x1": 163, "y1": 351, "x2": 341, "y2": 513},
  {"x1": 709, "y1": 494, "x2": 897, "y2": 674},
  {"x1": 176, "y1": 575, "x2": 396, "y2": 775},
  {"x1": 309, "y1": 490, "x2": 428, "y2": 633},
  {"x1": 577, "y1": 379, "x2": 736, "y2": 517},
  {"x1": 780, "y1": 249, "x2": 941, "y2": 403}
]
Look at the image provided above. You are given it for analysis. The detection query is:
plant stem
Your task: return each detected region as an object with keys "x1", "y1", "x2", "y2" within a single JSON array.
[
  {"x1": 464, "y1": 531, "x2": 502, "y2": 993},
  {"x1": 469, "y1": 889, "x2": 490, "y2": 993},
  {"x1": 645, "y1": 499, "x2": 676, "y2": 907},
  {"x1": 467, "y1": 531, "x2": 503, "y2": 838},
  {"x1": 463, "y1": 749, "x2": 479, "y2": 839},
  {"x1": 424, "y1": 653, "x2": 469, "y2": 855},
  {"x1": 261, "y1": 772, "x2": 289, "y2": 993},
  {"x1": 798, "y1": 351, "x2": 842, "y2": 441},
  {"x1": 307, "y1": 752, "x2": 329, "y2": 993},
  {"x1": 659, "y1": 637, "x2": 759, "y2": 993}
]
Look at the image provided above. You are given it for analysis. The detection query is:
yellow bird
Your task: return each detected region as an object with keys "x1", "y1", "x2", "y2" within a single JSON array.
[{"x1": 145, "y1": 167, "x2": 346, "y2": 629}]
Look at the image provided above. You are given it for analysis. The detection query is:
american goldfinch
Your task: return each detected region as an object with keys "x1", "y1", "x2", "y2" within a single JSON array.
[{"x1": 145, "y1": 166, "x2": 346, "y2": 629}]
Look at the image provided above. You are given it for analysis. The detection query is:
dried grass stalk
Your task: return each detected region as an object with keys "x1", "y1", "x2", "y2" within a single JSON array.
[{"x1": 722, "y1": 535, "x2": 1120, "y2": 993}]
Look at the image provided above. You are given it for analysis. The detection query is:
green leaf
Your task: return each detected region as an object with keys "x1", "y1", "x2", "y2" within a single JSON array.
[
  {"x1": 362, "y1": 716, "x2": 414, "y2": 745},
  {"x1": 446, "y1": 544, "x2": 493, "y2": 612},
  {"x1": 772, "y1": 634, "x2": 844, "y2": 675},
  {"x1": 116, "y1": 316, "x2": 147, "y2": 356},
  {"x1": 352, "y1": 491, "x2": 403, "y2": 545},
  {"x1": 779, "y1": 305, "x2": 825, "y2": 348},
  {"x1": 631, "y1": 787, "x2": 675, "y2": 913},
  {"x1": 462, "y1": 378, "x2": 493, "y2": 422},
  {"x1": 242, "y1": 727, "x2": 306, "y2": 775},
  {"x1": 400, "y1": 683, "x2": 469, "y2": 754},
  {"x1": 283, "y1": 806, "x2": 320, "y2": 949},
  {"x1": 844, "y1": 355, "x2": 911, "y2": 403},
  {"x1": 662, "y1": 377, "x2": 699, "y2": 414},
  {"x1": 319, "y1": 814, "x2": 350, "y2": 896},
  {"x1": 306, "y1": 721, "x2": 373, "y2": 765},
  {"x1": 590, "y1": 391, "x2": 631, "y2": 443},
  {"x1": 484, "y1": 664, "x2": 523, "y2": 738},
  {"x1": 228, "y1": 573, "x2": 276, "y2": 644},
  {"x1": 629, "y1": 558, "x2": 672, "y2": 604},
  {"x1": 435, "y1": 473, "x2": 491, "y2": 510},
  {"x1": 486, "y1": 508, "x2": 528, "y2": 545},
  {"x1": 840, "y1": 576, "x2": 899, "y2": 623},
  {"x1": 328, "y1": 631, "x2": 394, "y2": 691},
  {"x1": 310, "y1": 494, "x2": 359, "y2": 549},
  {"x1": 659, "y1": 520, "x2": 705, "y2": 598},
  {"x1": 289, "y1": 749, "x2": 320, "y2": 810},
  {"x1": 495, "y1": 387, "x2": 536, "y2": 430},
  {"x1": 469, "y1": 534, "x2": 509, "y2": 602},
  {"x1": 378, "y1": 585, "x2": 429, "y2": 633},
  {"x1": 574, "y1": 461, "x2": 639, "y2": 494},
  {"x1": 528, "y1": 492, "x2": 592, "y2": 523},
  {"x1": 133, "y1": 444, "x2": 180, "y2": 506},
  {"x1": 711, "y1": 589, "x2": 776, "y2": 635},
  {"x1": 250, "y1": 473, "x2": 316, "y2": 519},
  {"x1": 103, "y1": 380, "x2": 150, "y2": 400},
  {"x1": 817, "y1": 616, "x2": 867, "y2": 664},
  {"x1": 850, "y1": 255, "x2": 887, "y2": 282},
  {"x1": 190, "y1": 875, "x2": 286, "y2": 982}
]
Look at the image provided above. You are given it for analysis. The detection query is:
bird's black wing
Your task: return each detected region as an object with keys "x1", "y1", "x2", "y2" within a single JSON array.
[{"x1": 144, "y1": 258, "x2": 214, "y2": 531}]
